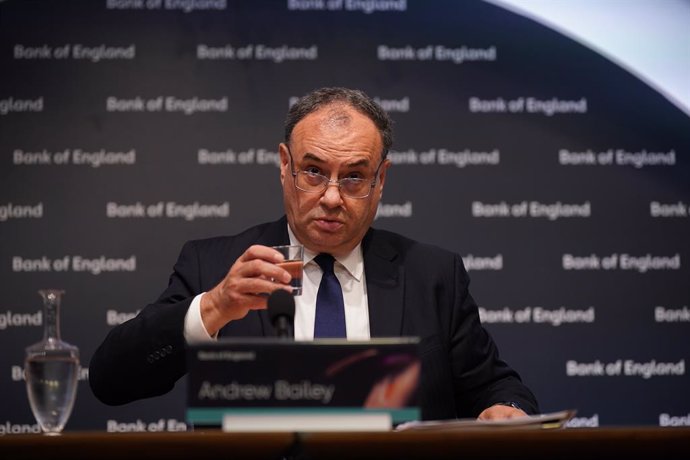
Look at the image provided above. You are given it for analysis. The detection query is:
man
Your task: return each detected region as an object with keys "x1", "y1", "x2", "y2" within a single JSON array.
[{"x1": 90, "y1": 87, "x2": 538, "y2": 420}]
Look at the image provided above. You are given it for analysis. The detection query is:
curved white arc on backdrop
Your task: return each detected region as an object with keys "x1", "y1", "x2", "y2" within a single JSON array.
[{"x1": 486, "y1": 0, "x2": 690, "y2": 118}]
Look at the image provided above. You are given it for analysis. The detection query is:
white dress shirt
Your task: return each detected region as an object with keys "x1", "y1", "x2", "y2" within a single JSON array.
[{"x1": 183, "y1": 224, "x2": 371, "y2": 342}]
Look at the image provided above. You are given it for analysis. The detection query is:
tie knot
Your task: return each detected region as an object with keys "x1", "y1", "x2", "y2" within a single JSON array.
[{"x1": 314, "y1": 253, "x2": 335, "y2": 274}]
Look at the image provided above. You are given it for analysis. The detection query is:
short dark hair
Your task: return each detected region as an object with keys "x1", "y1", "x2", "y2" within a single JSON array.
[{"x1": 284, "y1": 87, "x2": 393, "y2": 159}]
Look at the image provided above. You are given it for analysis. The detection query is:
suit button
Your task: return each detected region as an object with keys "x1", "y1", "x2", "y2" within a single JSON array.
[
  {"x1": 165, "y1": 345, "x2": 173, "y2": 353},
  {"x1": 147, "y1": 355, "x2": 154, "y2": 363}
]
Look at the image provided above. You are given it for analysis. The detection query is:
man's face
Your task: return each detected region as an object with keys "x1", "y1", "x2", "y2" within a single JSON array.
[{"x1": 279, "y1": 104, "x2": 390, "y2": 257}]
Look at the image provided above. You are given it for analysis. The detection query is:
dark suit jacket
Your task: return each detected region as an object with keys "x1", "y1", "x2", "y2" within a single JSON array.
[{"x1": 89, "y1": 217, "x2": 538, "y2": 419}]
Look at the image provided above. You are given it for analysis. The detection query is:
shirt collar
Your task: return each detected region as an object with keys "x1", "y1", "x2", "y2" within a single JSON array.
[{"x1": 287, "y1": 223, "x2": 364, "y2": 281}]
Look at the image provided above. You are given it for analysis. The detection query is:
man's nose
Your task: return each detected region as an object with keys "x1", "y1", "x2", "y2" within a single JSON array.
[{"x1": 320, "y1": 182, "x2": 344, "y2": 207}]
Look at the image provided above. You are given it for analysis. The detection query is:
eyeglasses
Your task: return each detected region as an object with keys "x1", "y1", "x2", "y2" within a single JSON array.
[{"x1": 286, "y1": 145, "x2": 384, "y2": 199}]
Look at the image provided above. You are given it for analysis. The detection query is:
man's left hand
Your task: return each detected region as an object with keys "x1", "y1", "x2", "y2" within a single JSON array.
[{"x1": 477, "y1": 404, "x2": 528, "y2": 421}]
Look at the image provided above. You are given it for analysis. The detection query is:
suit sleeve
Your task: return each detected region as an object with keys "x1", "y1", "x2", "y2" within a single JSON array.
[
  {"x1": 448, "y1": 254, "x2": 539, "y2": 416},
  {"x1": 89, "y1": 241, "x2": 203, "y2": 405}
]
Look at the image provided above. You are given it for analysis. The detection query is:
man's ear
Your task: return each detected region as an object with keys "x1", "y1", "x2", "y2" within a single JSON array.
[
  {"x1": 377, "y1": 158, "x2": 392, "y2": 191},
  {"x1": 279, "y1": 143, "x2": 289, "y2": 186}
]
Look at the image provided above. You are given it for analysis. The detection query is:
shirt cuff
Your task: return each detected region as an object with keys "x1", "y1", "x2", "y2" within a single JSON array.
[{"x1": 183, "y1": 292, "x2": 217, "y2": 343}]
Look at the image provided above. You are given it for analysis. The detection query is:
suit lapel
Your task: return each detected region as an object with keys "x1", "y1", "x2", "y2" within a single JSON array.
[
  {"x1": 363, "y1": 229, "x2": 405, "y2": 338},
  {"x1": 256, "y1": 215, "x2": 290, "y2": 247}
]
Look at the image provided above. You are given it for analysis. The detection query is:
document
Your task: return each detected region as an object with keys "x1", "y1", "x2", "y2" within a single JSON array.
[{"x1": 395, "y1": 409, "x2": 577, "y2": 431}]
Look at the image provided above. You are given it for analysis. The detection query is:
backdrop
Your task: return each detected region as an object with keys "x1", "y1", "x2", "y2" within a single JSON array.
[{"x1": 1, "y1": 0, "x2": 688, "y2": 433}]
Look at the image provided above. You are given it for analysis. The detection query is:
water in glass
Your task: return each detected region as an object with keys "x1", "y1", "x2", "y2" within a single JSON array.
[{"x1": 25, "y1": 289, "x2": 80, "y2": 434}]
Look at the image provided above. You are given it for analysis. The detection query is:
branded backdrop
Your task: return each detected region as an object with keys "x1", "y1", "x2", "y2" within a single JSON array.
[{"x1": 1, "y1": 0, "x2": 688, "y2": 433}]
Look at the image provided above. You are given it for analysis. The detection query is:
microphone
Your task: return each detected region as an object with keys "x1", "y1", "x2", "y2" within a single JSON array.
[{"x1": 267, "y1": 289, "x2": 295, "y2": 339}]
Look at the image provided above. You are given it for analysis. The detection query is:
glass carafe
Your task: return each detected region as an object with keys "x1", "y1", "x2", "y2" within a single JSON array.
[{"x1": 24, "y1": 289, "x2": 80, "y2": 434}]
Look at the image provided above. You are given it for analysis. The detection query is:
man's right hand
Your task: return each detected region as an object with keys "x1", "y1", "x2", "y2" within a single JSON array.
[{"x1": 199, "y1": 245, "x2": 293, "y2": 336}]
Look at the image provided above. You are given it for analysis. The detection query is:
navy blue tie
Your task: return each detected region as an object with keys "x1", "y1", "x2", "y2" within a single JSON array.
[{"x1": 313, "y1": 253, "x2": 346, "y2": 338}]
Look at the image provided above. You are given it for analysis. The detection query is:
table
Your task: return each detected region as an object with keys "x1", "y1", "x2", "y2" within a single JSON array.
[{"x1": 1, "y1": 427, "x2": 688, "y2": 459}]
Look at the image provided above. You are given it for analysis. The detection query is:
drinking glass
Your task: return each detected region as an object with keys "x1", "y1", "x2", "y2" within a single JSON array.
[{"x1": 272, "y1": 245, "x2": 304, "y2": 295}]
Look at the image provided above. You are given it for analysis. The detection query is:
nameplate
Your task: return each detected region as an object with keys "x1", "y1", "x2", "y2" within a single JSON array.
[{"x1": 186, "y1": 338, "x2": 421, "y2": 430}]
